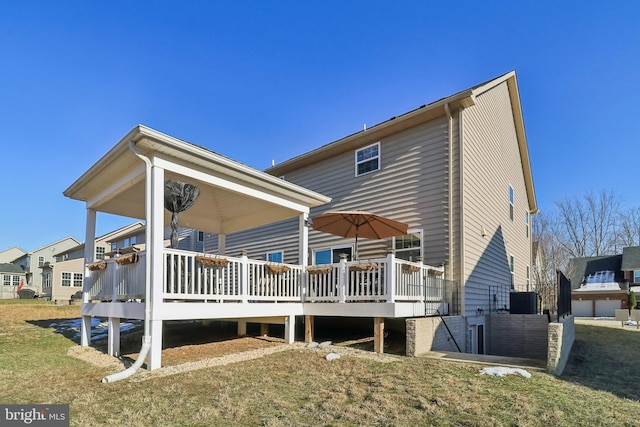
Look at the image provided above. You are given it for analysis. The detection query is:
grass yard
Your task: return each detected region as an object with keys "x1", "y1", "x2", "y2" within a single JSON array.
[{"x1": 1, "y1": 300, "x2": 640, "y2": 426}]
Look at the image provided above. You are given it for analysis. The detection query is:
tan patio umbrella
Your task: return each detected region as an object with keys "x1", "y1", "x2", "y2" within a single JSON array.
[{"x1": 310, "y1": 210, "x2": 409, "y2": 260}]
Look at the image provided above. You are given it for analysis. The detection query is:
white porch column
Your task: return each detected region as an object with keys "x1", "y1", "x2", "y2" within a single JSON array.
[
  {"x1": 299, "y1": 212, "x2": 309, "y2": 266},
  {"x1": 299, "y1": 212, "x2": 309, "y2": 302},
  {"x1": 81, "y1": 207, "x2": 97, "y2": 347},
  {"x1": 284, "y1": 315, "x2": 295, "y2": 344},
  {"x1": 147, "y1": 164, "x2": 165, "y2": 371}
]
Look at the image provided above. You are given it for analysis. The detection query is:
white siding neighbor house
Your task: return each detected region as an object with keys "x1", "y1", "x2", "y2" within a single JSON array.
[{"x1": 64, "y1": 71, "x2": 537, "y2": 376}]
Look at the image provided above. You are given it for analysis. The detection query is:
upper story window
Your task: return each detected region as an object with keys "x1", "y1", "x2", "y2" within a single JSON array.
[
  {"x1": 634, "y1": 270, "x2": 640, "y2": 283},
  {"x1": 509, "y1": 255, "x2": 515, "y2": 288},
  {"x1": 197, "y1": 231, "x2": 205, "y2": 242},
  {"x1": 509, "y1": 185, "x2": 515, "y2": 221},
  {"x1": 266, "y1": 251, "x2": 283, "y2": 263},
  {"x1": 355, "y1": 142, "x2": 380, "y2": 176},
  {"x1": 394, "y1": 230, "x2": 423, "y2": 262},
  {"x1": 525, "y1": 212, "x2": 530, "y2": 238},
  {"x1": 96, "y1": 247, "x2": 106, "y2": 260},
  {"x1": 38, "y1": 256, "x2": 45, "y2": 267}
]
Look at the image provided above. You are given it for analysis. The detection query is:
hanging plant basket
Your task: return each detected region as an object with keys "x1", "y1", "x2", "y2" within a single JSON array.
[
  {"x1": 428, "y1": 269, "x2": 444, "y2": 276},
  {"x1": 196, "y1": 256, "x2": 229, "y2": 268},
  {"x1": 87, "y1": 261, "x2": 107, "y2": 271},
  {"x1": 402, "y1": 263, "x2": 421, "y2": 273},
  {"x1": 349, "y1": 263, "x2": 378, "y2": 272},
  {"x1": 265, "y1": 264, "x2": 290, "y2": 274},
  {"x1": 307, "y1": 266, "x2": 332, "y2": 275},
  {"x1": 114, "y1": 253, "x2": 139, "y2": 265}
]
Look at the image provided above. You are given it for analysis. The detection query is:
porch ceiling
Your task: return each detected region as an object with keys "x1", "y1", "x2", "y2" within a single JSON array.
[{"x1": 64, "y1": 125, "x2": 331, "y2": 235}]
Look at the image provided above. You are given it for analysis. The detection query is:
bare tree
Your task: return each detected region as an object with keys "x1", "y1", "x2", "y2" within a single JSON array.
[
  {"x1": 555, "y1": 189, "x2": 620, "y2": 258},
  {"x1": 617, "y1": 207, "x2": 640, "y2": 248}
]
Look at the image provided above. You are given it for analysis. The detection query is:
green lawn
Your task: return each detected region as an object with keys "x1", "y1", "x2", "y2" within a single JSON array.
[{"x1": 1, "y1": 300, "x2": 639, "y2": 426}]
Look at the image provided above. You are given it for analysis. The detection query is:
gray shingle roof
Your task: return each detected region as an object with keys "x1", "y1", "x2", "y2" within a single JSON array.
[
  {"x1": 622, "y1": 246, "x2": 640, "y2": 271},
  {"x1": 0, "y1": 263, "x2": 25, "y2": 274},
  {"x1": 567, "y1": 255, "x2": 623, "y2": 290}
]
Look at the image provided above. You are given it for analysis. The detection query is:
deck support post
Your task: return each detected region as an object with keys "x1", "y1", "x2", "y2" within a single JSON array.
[
  {"x1": 305, "y1": 315, "x2": 314, "y2": 343},
  {"x1": 260, "y1": 323, "x2": 269, "y2": 336},
  {"x1": 374, "y1": 317, "x2": 384, "y2": 353},
  {"x1": 284, "y1": 315, "x2": 295, "y2": 344},
  {"x1": 80, "y1": 316, "x2": 92, "y2": 347},
  {"x1": 238, "y1": 320, "x2": 247, "y2": 336},
  {"x1": 147, "y1": 319, "x2": 163, "y2": 370},
  {"x1": 107, "y1": 317, "x2": 121, "y2": 357}
]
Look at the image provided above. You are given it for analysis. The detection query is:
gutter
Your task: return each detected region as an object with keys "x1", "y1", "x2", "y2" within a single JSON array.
[{"x1": 101, "y1": 141, "x2": 154, "y2": 383}]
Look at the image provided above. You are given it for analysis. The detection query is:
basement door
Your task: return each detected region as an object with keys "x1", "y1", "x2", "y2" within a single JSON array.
[{"x1": 468, "y1": 324, "x2": 485, "y2": 354}]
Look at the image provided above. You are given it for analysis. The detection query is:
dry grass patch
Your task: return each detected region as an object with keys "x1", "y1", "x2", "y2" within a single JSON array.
[{"x1": 3, "y1": 301, "x2": 640, "y2": 426}]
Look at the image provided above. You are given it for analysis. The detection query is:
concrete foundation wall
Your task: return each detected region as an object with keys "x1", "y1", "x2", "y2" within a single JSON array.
[
  {"x1": 547, "y1": 315, "x2": 575, "y2": 376},
  {"x1": 406, "y1": 316, "x2": 466, "y2": 356},
  {"x1": 486, "y1": 314, "x2": 548, "y2": 360}
]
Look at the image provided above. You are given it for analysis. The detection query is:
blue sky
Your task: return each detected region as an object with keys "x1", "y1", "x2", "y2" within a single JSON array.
[{"x1": 1, "y1": 1, "x2": 639, "y2": 252}]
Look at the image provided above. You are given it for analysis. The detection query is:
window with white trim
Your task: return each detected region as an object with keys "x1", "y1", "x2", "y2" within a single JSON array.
[
  {"x1": 313, "y1": 245, "x2": 353, "y2": 264},
  {"x1": 266, "y1": 251, "x2": 283, "y2": 263},
  {"x1": 3, "y1": 275, "x2": 20, "y2": 286},
  {"x1": 73, "y1": 273, "x2": 83, "y2": 287},
  {"x1": 355, "y1": 142, "x2": 380, "y2": 176},
  {"x1": 394, "y1": 230, "x2": 423, "y2": 262},
  {"x1": 526, "y1": 265, "x2": 530, "y2": 289},
  {"x1": 509, "y1": 185, "x2": 514, "y2": 221},
  {"x1": 61, "y1": 272, "x2": 72, "y2": 287},
  {"x1": 197, "y1": 231, "x2": 204, "y2": 242},
  {"x1": 38, "y1": 256, "x2": 45, "y2": 267},
  {"x1": 525, "y1": 212, "x2": 529, "y2": 238},
  {"x1": 96, "y1": 247, "x2": 106, "y2": 260},
  {"x1": 634, "y1": 270, "x2": 640, "y2": 283}
]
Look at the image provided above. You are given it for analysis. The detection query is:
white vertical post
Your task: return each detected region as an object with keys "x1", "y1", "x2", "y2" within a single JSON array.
[
  {"x1": 284, "y1": 315, "x2": 295, "y2": 344},
  {"x1": 107, "y1": 317, "x2": 120, "y2": 357},
  {"x1": 240, "y1": 249, "x2": 249, "y2": 303},
  {"x1": 299, "y1": 212, "x2": 309, "y2": 302},
  {"x1": 339, "y1": 254, "x2": 347, "y2": 303},
  {"x1": 386, "y1": 251, "x2": 396, "y2": 303},
  {"x1": 81, "y1": 207, "x2": 97, "y2": 347},
  {"x1": 147, "y1": 164, "x2": 165, "y2": 371}
]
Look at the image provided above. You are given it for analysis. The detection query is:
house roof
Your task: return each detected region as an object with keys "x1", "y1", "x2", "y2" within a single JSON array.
[
  {"x1": 265, "y1": 71, "x2": 537, "y2": 214},
  {"x1": 568, "y1": 255, "x2": 624, "y2": 290},
  {"x1": 52, "y1": 222, "x2": 145, "y2": 257},
  {"x1": 621, "y1": 246, "x2": 640, "y2": 271},
  {"x1": 11, "y1": 237, "x2": 81, "y2": 260},
  {"x1": 64, "y1": 125, "x2": 331, "y2": 235},
  {"x1": 0, "y1": 263, "x2": 25, "y2": 274}
]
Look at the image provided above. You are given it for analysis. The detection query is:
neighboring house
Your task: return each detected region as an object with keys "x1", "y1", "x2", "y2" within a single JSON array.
[
  {"x1": 567, "y1": 249, "x2": 638, "y2": 317},
  {"x1": 0, "y1": 247, "x2": 26, "y2": 263},
  {"x1": 12, "y1": 237, "x2": 81, "y2": 296},
  {"x1": 64, "y1": 71, "x2": 539, "y2": 372},
  {"x1": 0, "y1": 263, "x2": 26, "y2": 299},
  {"x1": 106, "y1": 225, "x2": 205, "y2": 256},
  {"x1": 42, "y1": 222, "x2": 144, "y2": 302}
]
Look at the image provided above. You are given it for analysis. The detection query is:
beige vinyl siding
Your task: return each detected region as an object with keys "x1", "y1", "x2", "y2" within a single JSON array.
[
  {"x1": 461, "y1": 81, "x2": 532, "y2": 313},
  {"x1": 214, "y1": 117, "x2": 451, "y2": 267}
]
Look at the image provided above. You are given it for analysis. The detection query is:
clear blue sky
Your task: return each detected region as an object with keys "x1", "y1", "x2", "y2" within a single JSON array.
[{"x1": 1, "y1": 1, "x2": 639, "y2": 252}]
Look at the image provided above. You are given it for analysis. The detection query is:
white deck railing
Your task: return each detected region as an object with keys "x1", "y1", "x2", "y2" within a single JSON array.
[{"x1": 84, "y1": 249, "x2": 446, "y2": 306}]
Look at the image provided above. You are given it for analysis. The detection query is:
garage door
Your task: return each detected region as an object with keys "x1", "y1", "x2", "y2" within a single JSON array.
[
  {"x1": 572, "y1": 300, "x2": 592, "y2": 317},
  {"x1": 595, "y1": 300, "x2": 621, "y2": 317}
]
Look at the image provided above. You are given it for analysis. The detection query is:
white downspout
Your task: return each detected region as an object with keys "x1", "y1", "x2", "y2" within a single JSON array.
[
  {"x1": 102, "y1": 141, "x2": 153, "y2": 383},
  {"x1": 444, "y1": 103, "x2": 453, "y2": 281}
]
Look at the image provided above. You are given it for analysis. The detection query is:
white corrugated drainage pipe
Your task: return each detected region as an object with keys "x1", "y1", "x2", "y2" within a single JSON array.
[{"x1": 101, "y1": 141, "x2": 154, "y2": 383}]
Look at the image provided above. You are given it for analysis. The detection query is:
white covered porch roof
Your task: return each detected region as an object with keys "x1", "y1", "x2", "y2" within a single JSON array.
[{"x1": 64, "y1": 125, "x2": 331, "y2": 234}]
